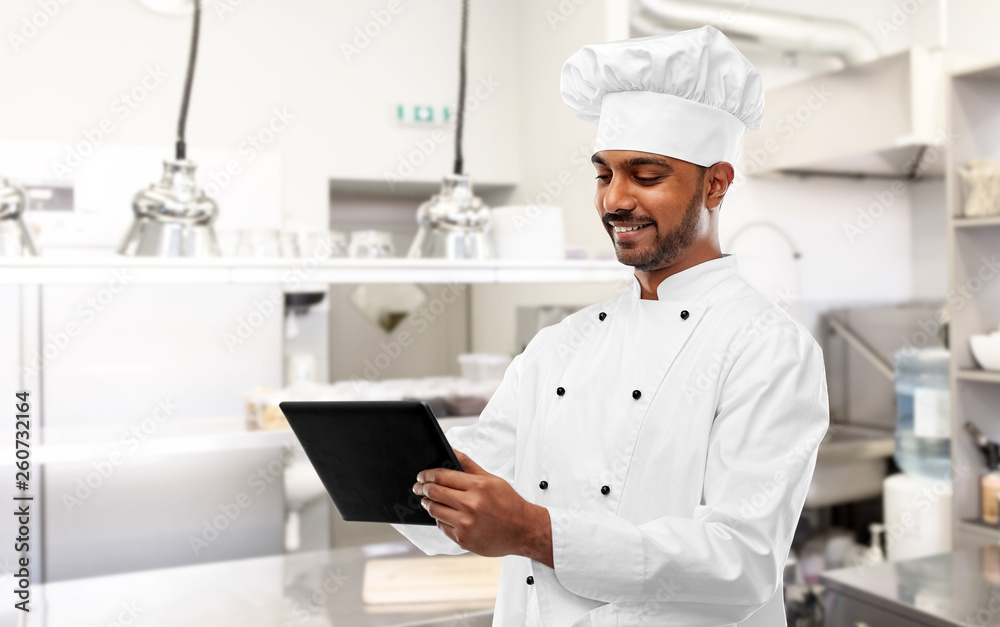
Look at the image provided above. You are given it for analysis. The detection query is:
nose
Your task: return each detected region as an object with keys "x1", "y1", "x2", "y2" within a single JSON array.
[{"x1": 602, "y1": 172, "x2": 636, "y2": 214}]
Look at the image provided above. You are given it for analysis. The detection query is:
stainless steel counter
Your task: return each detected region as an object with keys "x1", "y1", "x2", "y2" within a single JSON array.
[
  {"x1": 821, "y1": 544, "x2": 1000, "y2": 626},
  {"x1": 1, "y1": 541, "x2": 494, "y2": 627}
]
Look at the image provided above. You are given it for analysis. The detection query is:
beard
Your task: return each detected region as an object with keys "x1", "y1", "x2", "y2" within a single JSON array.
[{"x1": 606, "y1": 178, "x2": 704, "y2": 272}]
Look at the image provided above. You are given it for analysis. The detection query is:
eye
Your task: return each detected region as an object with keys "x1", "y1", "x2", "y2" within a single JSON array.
[
  {"x1": 595, "y1": 174, "x2": 611, "y2": 182},
  {"x1": 634, "y1": 176, "x2": 663, "y2": 183}
]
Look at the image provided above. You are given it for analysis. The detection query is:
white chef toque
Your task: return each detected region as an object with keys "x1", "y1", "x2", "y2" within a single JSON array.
[{"x1": 560, "y1": 25, "x2": 764, "y2": 168}]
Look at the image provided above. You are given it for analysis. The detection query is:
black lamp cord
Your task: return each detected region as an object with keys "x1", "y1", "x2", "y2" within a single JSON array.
[
  {"x1": 176, "y1": 0, "x2": 201, "y2": 160},
  {"x1": 452, "y1": 0, "x2": 468, "y2": 175}
]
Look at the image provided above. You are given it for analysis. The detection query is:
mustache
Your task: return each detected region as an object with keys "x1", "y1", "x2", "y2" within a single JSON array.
[{"x1": 602, "y1": 214, "x2": 655, "y2": 227}]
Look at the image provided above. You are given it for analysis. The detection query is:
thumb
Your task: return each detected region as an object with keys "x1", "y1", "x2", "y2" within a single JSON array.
[{"x1": 453, "y1": 449, "x2": 484, "y2": 474}]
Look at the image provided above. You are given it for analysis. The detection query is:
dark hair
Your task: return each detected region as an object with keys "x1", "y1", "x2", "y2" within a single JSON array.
[{"x1": 696, "y1": 164, "x2": 707, "y2": 187}]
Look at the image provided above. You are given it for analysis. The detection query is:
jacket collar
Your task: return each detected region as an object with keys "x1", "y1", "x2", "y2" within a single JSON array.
[{"x1": 629, "y1": 253, "x2": 740, "y2": 301}]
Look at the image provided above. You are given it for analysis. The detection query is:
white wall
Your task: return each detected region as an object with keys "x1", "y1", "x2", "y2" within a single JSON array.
[
  {"x1": 721, "y1": 175, "x2": 920, "y2": 334},
  {"x1": 948, "y1": 0, "x2": 1000, "y2": 60},
  {"x1": 910, "y1": 178, "x2": 948, "y2": 300}
]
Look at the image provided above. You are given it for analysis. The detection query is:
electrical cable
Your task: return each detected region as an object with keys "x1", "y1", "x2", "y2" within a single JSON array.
[
  {"x1": 176, "y1": 0, "x2": 201, "y2": 160},
  {"x1": 453, "y1": 0, "x2": 469, "y2": 175}
]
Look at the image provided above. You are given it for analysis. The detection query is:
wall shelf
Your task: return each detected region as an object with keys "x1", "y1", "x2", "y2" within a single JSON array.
[
  {"x1": 961, "y1": 518, "x2": 1000, "y2": 532},
  {"x1": 959, "y1": 519, "x2": 1000, "y2": 546},
  {"x1": 952, "y1": 215, "x2": 1000, "y2": 228},
  {"x1": 329, "y1": 177, "x2": 516, "y2": 200},
  {"x1": 27, "y1": 417, "x2": 297, "y2": 464},
  {"x1": 951, "y1": 55, "x2": 1000, "y2": 81},
  {"x1": 0, "y1": 257, "x2": 633, "y2": 286},
  {"x1": 3, "y1": 415, "x2": 478, "y2": 465},
  {"x1": 956, "y1": 368, "x2": 1000, "y2": 384},
  {"x1": 742, "y1": 48, "x2": 947, "y2": 179},
  {"x1": 947, "y1": 56, "x2": 1000, "y2": 550}
]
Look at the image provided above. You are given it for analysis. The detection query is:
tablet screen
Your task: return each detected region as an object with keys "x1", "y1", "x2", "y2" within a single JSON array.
[{"x1": 279, "y1": 400, "x2": 463, "y2": 525}]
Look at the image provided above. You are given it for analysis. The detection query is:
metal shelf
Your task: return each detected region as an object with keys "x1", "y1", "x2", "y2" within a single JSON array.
[
  {"x1": 959, "y1": 519, "x2": 1000, "y2": 545},
  {"x1": 956, "y1": 369, "x2": 1000, "y2": 384},
  {"x1": 0, "y1": 257, "x2": 633, "y2": 286},
  {"x1": 952, "y1": 215, "x2": 1000, "y2": 229},
  {"x1": 4, "y1": 416, "x2": 295, "y2": 465},
  {"x1": 947, "y1": 57, "x2": 1000, "y2": 551},
  {"x1": 961, "y1": 518, "x2": 1000, "y2": 532},
  {"x1": 6, "y1": 415, "x2": 479, "y2": 464},
  {"x1": 951, "y1": 56, "x2": 1000, "y2": 81}
]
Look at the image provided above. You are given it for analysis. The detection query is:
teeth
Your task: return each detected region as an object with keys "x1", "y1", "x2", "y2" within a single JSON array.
[{"x1": 614, "y1": 224, "x2": 647, "y2": 233}]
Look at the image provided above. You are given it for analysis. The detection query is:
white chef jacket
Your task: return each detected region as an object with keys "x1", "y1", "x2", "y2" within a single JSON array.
[{"x1": 392, "y1": 254, "x2": 830, "y2": 627}]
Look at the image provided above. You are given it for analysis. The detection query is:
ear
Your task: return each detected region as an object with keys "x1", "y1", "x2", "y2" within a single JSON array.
[{"x1": 705, "y1": 162, "x2": 735, "y2": 210}]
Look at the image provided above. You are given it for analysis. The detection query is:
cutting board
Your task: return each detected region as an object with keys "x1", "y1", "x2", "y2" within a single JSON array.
[{"x1": 362, "y1": 555, "x2": 503, "y2": 607}]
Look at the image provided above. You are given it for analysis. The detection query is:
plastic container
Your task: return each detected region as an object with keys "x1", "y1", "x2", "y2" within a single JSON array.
[
  {"x1": 458, "y1": 353, "x2": 512, "y2": 382},
  {"x1": 893, "y1": 347, "x2": 952, "y2": 479},
  {"x1": 883, "y1": 473, "x2": 952, "y2": 561}
]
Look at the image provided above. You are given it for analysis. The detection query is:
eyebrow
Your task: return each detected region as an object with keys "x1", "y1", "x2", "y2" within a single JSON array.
[{"x1": 591, "y1": 154, "x2": 674, "y2": 172}]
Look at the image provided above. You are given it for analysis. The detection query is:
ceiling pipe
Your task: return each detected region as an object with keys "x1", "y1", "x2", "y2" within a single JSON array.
[
  {"x1": 635, "y1": 0, "x2": 880, "y2": 66},
  {"x1": 629, "y1": 12, "x2": 844, "y2": 69}
]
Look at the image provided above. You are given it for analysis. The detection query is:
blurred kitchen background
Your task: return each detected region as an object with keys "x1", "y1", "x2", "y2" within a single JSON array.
[{"x1": 2, "y1": 0, "x2": 1000, "y2": 625}]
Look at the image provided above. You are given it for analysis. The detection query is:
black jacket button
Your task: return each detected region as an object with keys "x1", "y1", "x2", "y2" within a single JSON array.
[
  {"x1": 539, "y1": 480, "x2": 548, "y2": 490},
  {"x1": 601, "y1": 485, "x2": 610, "y2": 495},
  {"x1": 598, "y1": 312, "x2": 607, "y2": 321},
  {"x1": 556, "y1": 387, "x2": 565, "y2": 396},
  {"x1": 680, "y1": 310, "x2": 689, "y2": 320},
  {"x1": 632, "y1": 389, "x2": 641, "y2": 400},
  {"x1": 526, "y1": 575, "x2": 534, "y2": 585}
]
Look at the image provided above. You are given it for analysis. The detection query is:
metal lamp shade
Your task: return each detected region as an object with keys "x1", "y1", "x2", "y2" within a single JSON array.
[
  {"x1": 407, "y1": 174, "x2": 492, "y2": 260},
  {"x1": 0, "y1": 178, "x2": 38, "y2": 256},
  {"x1": 118, "y1": 159, "x2": 220, "y2": 257}
]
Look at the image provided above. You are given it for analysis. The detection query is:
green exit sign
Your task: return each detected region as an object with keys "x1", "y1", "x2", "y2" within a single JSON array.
[{"x1": 396, "y1": 105, "x2": 452, "y2": 124}]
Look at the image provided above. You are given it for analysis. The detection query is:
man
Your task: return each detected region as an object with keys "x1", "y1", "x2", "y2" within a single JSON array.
[{"x1": 392, "y1": 25, "x2": 829, "y2": 626}]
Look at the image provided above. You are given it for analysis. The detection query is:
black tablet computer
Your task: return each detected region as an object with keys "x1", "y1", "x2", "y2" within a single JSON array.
[{"x1": 278, "y1": 400, "x2": 464, "y2": 526}]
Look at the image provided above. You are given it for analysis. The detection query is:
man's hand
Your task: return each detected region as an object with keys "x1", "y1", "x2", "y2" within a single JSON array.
[{"x1": 413, "y1": 450, "x2": 553, "y2": 568}]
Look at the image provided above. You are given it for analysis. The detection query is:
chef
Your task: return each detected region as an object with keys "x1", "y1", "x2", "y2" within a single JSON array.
[{"x1": 392, "y1": 25, "x2": 830, "y2": 627}]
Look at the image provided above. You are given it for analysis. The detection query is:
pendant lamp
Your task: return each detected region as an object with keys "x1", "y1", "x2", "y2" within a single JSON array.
[
  {"x1": 118, "y1": 0, "x2": 220, "y2": 257},
  {"x1": 407, "y1": 0, "x2": 493, "y2": 260},
  {"x1": 0, "y1": 178, "x2": 38, "y2": 256}
]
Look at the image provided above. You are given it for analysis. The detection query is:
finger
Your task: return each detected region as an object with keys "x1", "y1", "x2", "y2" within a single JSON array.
[
  {"x1": 418, "y1": 467, "x2": 476, "y2": 490},
  {"x1": 453, "y1": 450, "x2": 484, "y2": 474},
  {"x1": 422, "y1": 496, "x2": 460, "y2": 524},
  {"x1": 436, "y1": 518, "x2": 457, "y2": 533},
  {"x1": 418, "y1": 481, "x2": 466, "y2": 510}
]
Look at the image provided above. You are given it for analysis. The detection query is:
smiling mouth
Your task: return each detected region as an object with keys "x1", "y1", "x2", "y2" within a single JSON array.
[{"x1": 612, "y1": 223, "x2": 652, "y2": 233}]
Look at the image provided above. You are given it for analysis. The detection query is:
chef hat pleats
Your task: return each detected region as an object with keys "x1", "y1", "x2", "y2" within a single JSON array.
[{"x1": 560, "y1": 26, "x2": 764, "y2": 167}]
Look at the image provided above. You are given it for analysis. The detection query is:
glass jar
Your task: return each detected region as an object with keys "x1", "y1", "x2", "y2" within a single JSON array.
[{"x1": 349, "y1": 230, "x2": 394, "y2": 258}]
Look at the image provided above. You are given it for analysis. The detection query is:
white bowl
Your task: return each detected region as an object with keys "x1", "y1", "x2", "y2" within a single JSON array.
[{"x1": 970, "y1": 334, "x2": 1000, "y2": 371}]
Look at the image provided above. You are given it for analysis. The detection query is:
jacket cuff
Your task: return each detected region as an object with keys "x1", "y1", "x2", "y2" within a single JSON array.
[
  {"x1": 547, "y1": 506, "x2": 644, "y2": 603},
  {"x1": 390, "y1": 523, "x2": 467, "y2": 556}
]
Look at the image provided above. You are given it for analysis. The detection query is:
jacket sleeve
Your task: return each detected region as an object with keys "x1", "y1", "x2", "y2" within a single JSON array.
[
  {"x1": 391, "y1": 325, "x2": 554, "y2": 555},
  {"x1": 547, "y1": 325, "x2": 830, "y2": 624}
]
